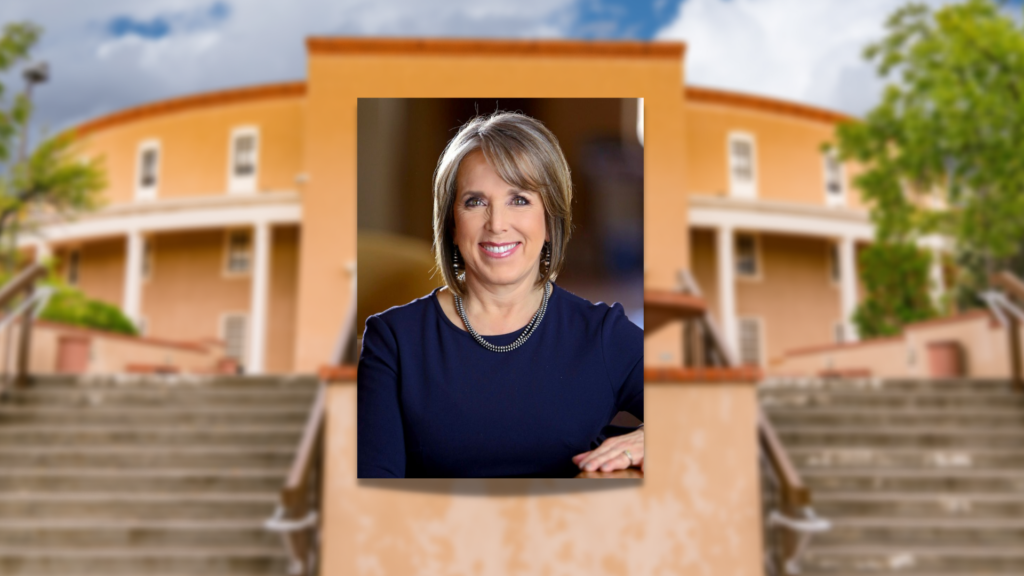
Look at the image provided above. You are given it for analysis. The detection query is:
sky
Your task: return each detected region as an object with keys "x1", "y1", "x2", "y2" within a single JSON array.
[{"x1": 0, "y1": 0, "x2": 1018, "y2": 136}]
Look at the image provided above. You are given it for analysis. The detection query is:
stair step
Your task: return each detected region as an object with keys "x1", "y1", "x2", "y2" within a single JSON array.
[
  {"x1": 788, "y1": 447, "x2": 1024, "y2": 470},
  {"x1": 0, "y1": 546, "x2": 288, "y2": 575},
  {"x1": 802, "y1": 544, "x2": 1024, "y2": 573},
  {"x1": 762, "y1": 390, "x2": 1024, "y2": 409},
  {"x1": 0, "y1": 424, "x2": 304, "y2": 446},
  {"x1": 0, "y1": 468, "x2": 285, "y2": 492},
  {"x1": 9, "y1": 389, "x2": 316, "y2": 408},
  {"x1": 813, "y1": 491, "x2": 1024, "y2": 518},
  {"x1": 762, "y1": 378, "x2": 1016, "y2": 393},
  {"x1": 0, "y1": 519, "x2": 279, "y2": 547},
  {"x1": 0, "y1": 492, "x2": 277, "y2": 520},
  {"x1": 818, "y1": 517, "x2": 1024, "y2": 545},
  {"x1": 777, "y1": 426, "x2": 1024, "y2": 448},
  {"x1": 0, "y1": 446, "x2": 295, "y2": 468},
  {"x1": 28, "y1": 374, "x2": 319, "y2": 390},
  {"x1": 766, "y1": 407, "x2": 1024, "y2": 427},
  {"x1": 803, "y1": 468, "x2": 1024, "y2": 492},
  {"x1": 0, "y1": 406, "x2": 310, "y2": 425}
]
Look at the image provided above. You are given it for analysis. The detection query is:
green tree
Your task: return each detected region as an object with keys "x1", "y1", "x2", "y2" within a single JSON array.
[
  {"x1": 834, "y1": 0, "x2": 1024, "y2": 330},
  {"x1": 0, "y1": 21, "x2": 105, "y2": 274}
]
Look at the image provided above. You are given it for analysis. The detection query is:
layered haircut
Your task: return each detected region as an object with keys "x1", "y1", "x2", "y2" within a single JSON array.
[{"x1": 432, "y1": 111, "x2": 573, "y2": 297}]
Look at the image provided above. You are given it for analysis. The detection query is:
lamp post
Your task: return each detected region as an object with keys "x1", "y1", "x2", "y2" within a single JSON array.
[{"x1": 17, "y1": 61, "x2": 49, "y2": 164}]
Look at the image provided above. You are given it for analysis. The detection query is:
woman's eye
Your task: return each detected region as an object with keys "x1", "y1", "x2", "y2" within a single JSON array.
[
  {"x1": 465, "y1": 197, "x2": 484, "y2": 207},
  {"x1": 511, "y1": 196, "x2": 530, "y2": 206}
]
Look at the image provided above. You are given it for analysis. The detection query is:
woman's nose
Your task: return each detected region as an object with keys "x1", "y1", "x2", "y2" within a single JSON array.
[{"x1": 486, "y1": 205, "x2": 507, "y2": 232}]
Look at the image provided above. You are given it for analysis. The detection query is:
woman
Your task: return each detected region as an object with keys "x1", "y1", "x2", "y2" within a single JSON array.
[{"x1": 357, "y1": 111, "x2": 643, "y2": 478}]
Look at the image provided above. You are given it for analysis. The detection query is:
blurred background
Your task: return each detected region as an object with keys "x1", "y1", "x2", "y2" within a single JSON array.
[{"x1": 356, "y1": 98, "x2": 644, "y2": 337}]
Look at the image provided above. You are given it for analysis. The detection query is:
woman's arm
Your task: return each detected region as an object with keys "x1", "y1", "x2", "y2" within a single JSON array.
[
  {"x1": 357, "y1": 315, "x2": 406, "y2": 478},
  {"x1": 573, "y1": 304, "x2": 644, "y2": 473}
]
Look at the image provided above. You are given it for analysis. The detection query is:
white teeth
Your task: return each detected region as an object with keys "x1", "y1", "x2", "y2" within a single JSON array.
[{"x1": 483, "y1": 243, "x2": 518, "y2": 254}]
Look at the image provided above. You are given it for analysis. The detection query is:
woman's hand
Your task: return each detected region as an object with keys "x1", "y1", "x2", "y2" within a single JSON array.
[{"x1": 572, "y1": 428, "x2": 644, "y2": 473}]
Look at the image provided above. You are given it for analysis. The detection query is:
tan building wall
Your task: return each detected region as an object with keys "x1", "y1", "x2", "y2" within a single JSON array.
[
  {"x1": 267, "y1": 225, "x2": 300, "y2": 373},
  {"x1": 301, "y1": 39, "x2": 689, "y2": 372},
  {"x1": 56, "y1": 238, "x2": 127, "y2": 308},
  {"x1": 11, "y1": 320, "x2": 221, "y2": 375},
  {"x1": 684, "y1": 87, "x2": 866, "y2": 210},
  {"x1": 141, "y1": 230, "x2": 250, "y2": 343},
  {"x1": 692, "y1": 228, "x2": 845, "y2": 364},
  {"x1": 320, "y1": 379, "x2": 763, "y2": 575},
  {"x1": 77, "y1": 84, "x2": 306, "y2": 204},
  {"x1": 774, "y1": 311, "x2": 1022, "y2": 379}
]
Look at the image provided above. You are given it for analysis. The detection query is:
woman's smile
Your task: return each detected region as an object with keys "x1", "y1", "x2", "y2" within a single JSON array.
[{"x1": 479, "y1": 241, "x2": 521, "y2": 258}]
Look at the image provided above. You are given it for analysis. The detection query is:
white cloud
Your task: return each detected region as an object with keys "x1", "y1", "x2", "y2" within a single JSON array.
[{"x1": 655, "y1": 0, "x2": 958, "y2": 116}]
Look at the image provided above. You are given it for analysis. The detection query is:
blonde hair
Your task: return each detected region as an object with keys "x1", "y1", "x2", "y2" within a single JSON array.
[{"x1": 432, "y1": 111, "x2": 573, "y2": 297}]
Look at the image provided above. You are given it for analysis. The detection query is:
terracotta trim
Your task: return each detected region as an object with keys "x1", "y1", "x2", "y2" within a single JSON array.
[
  {"x1": 644, "y1": 367, "x2": 762, "y2": 383},
  {"x1": 75, "y1": 82, "x2": 307, "y2": 137},
  {"x1": 36, "y1": 319, "x2": 211, "y2": 353},
  {"x1": 686, "y1": 85, "x2": 855, "y2": 125},
  {"x1": 903, "y1": 308, "x2": 995, "y2": 331},
  {"x1": 786, "y1": 335, "x2": 904, "y2": 358},
  {"x1": 320, "y1": 364, "x2": 357, "y2": 382},
  {"x1": 644, "y1": 290, "x2": 707, "y2": 314},
  {"x1": 307, "y1": 37, "x2": 685, "y2": 59}
]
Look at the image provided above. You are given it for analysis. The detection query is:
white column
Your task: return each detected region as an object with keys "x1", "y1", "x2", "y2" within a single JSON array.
[
  {"x1": 717, "y1": 225, "x2": 738, "y2": 361},
  {"x1": 247, "y1": 221, "x2": 271, "y2": 374},
  {"x1": 122, "y1": 230, "x2": 144, "y2": 326},
  {"x1": 838, "y1": 236, "x2": 859, "y2": 342},
  {"x1": 33, "y1": 240, "x2": 51, "y2": 264}
]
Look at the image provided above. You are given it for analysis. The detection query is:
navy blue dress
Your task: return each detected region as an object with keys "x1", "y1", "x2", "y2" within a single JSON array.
[{"x1": 357, "y1": 283, "x2": 643, "y2": 478}]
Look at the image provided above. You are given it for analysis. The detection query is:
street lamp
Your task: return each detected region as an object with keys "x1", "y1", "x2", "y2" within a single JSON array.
[{"x1": 18, "y1": 61, "x2": 49, "y2": 163}]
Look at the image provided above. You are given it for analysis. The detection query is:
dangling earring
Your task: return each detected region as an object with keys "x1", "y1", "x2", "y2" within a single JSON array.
[
  {"x1": 453, "y1": 245, "x2": 465, "y2": 282},
  {"x1": 542, "y1": 241, "x2": 552, "y2": 274}
]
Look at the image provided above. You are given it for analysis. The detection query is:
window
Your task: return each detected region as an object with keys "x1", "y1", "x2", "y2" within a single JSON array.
[
  {"x1": 738, "y1": 318, "x2": 763, "y2": 366},
  {"x1": 67, "y1": 249, "x2": 80, "y2": 286},
  {"x1": 142, "y1": 237, "x2": 153, "y2": 281},
  {"x1": 224, "y1": 229, "x2": 252, "y2": 275},
  {"x1": 221, "y1": 313, "x2": 248, "y2": 366},
  {"x1": 136, "y1": 140, "x2": 160, "y2": 200},
  {"x1": 728, "y1": 132, "x2": 757, "y2": 198},
  {"x1": 736, "y1": 233, "x2": 760, "y2": 278},
  {"x1": 228, "y1": 127, "x2": 259, "y2": 194},
  {"x1": 824, "y1": 150, "x2": 845, "y2": 206}
]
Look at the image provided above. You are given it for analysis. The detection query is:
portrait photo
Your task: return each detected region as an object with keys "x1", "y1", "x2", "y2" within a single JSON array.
[{"x1": 356, "y1": 98, "x2": 644, "y2": 479}]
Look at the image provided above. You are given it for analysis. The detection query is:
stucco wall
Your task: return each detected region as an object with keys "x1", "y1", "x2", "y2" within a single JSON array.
[
  {"x1": 684, "y1": 97, "x2": 865, "y2": 210},
  {"x1": 320, "y1": 380, "x2": 763, "y2": 576},
  {"x1": 303, "y1": 40, "x2": 689, "y2": 372},
  {"x1": 773, "y1": 311, "x2": 1024, "y2": 379},
  {"x1": 691, "y1": 228, "x2": 844, "y2": 363},
  {"x1": 78, "y1": 90, "x2": 305, "y2": 204},
  {"x1": 7, "y1": 321, "x2": 220, "y2": 375},
  {"x1": 141, "y1": 229, "x2": 250, "y2": 343}
]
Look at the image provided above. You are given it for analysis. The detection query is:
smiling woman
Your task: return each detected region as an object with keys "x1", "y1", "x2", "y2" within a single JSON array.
[{"x1": 357, "y1": 110, "x2": 644, "y2": 479}]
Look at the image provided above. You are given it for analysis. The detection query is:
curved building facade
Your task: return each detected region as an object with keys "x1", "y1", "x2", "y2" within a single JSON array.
[{"x1": 27, "y1": 38, "x2": 886, "y2": 374}]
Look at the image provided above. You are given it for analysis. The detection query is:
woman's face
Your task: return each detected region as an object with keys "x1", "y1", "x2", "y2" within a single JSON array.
[{"x1": 453, "y1": 149, "x2": 548, "y2": 292}]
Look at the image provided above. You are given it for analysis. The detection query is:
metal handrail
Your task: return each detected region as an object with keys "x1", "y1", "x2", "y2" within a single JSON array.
[
  {"x1": 759, "y1": 410, "x2": 831, "y2": 575},
  {"x1": 677, "y1": 271, "x2": 831, "y2": 574},
  {"x1": 265, "y1": 382, "x2": 326, "y2": 576},
  {"x1": 0, "y1": 264, "x2": 49, "y2": 398}
]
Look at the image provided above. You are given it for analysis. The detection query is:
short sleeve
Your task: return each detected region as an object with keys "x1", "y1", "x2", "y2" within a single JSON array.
[
  {"x1": 601, "y1": 303, "x2": 644, "y2": 421},
  {"x1": 357, "y1": 315, "x2": 406, "y2": 478}
]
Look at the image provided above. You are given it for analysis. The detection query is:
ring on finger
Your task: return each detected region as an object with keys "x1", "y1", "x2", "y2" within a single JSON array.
[{"x1": 623, "y1": 449, "x2": 634, "y2": 467}]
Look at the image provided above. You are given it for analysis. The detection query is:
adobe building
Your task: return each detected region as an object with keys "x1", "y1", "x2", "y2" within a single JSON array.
[
  {"x1": 12, "y1": 38, "x2": 897, "y2": 575},
  {"x1": 29, "y1": 38, "x2": 883, "y2": 377}
]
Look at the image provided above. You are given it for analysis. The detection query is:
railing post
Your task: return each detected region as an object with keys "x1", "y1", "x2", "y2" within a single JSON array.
[
  {"x1": 15, "y1": 285, "x2": 36, "y2": 390},
  {"x1": 1010, "y1": 316, "x2": 1023, "y2": 392}
]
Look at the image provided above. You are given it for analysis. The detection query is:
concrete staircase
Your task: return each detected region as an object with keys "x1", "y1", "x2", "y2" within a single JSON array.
[
  {"x1": 762, "y1": 377, "x2": 1024, "y2": 575},
  {"x1": 0, "y1": 374, "x2": 319, "y2": 575}
]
